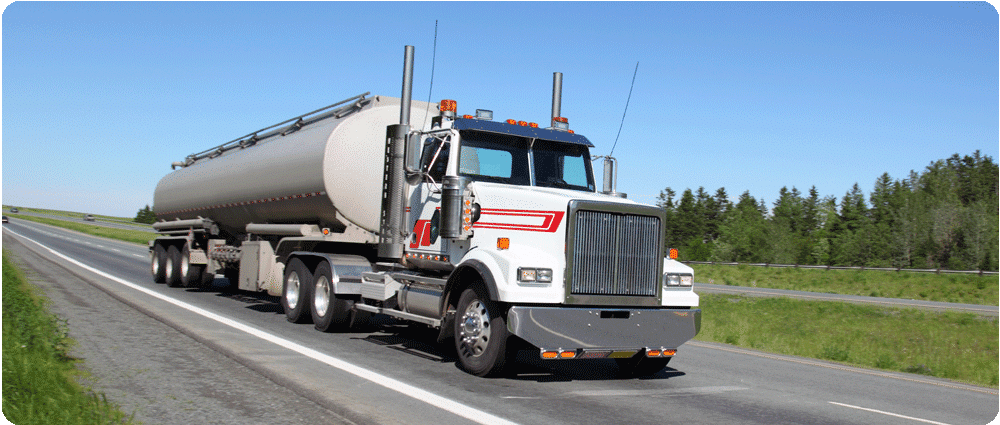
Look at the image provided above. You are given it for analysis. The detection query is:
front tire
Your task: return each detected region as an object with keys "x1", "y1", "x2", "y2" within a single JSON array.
[
  {"x1": 282, "y1": 258, "x2": 313, "y2": 324},
  {"x1": 311, "y1": 262, "x2": 355, "y2": 332},
  {"x1": 454, "y1": 286, "x2": 510, "y2": 377}
]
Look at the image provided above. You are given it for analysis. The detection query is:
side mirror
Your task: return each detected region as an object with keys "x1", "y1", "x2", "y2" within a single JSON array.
[{"x1": 405, "y1": 133, "x2": 423, "y2": 185}]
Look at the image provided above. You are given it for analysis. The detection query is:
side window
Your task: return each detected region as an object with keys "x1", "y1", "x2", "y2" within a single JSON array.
[
  {"x1": 460, "y1": 146, "x2": 512, "y2": 179},
  {"x1": 420, "y1": 137, "x2": 450, "y2": 183}
]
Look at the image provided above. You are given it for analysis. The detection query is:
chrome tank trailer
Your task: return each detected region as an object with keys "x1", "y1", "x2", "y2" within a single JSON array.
[{"x1": 153, "y1": 95, "x2": 437, "y2": 239}]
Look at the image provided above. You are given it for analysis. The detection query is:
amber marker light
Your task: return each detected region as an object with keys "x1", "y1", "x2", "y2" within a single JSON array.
[
  {"x1": 439, "y1": 99, "x2": 457, "y2": 112},
  {"x1": 541, "y1": 351, "x2": 559, "y2": 359},
  {"x1": 497, "y1": 238, "x2": 510, "y2": 250},
  {"x1": 668, "y1": 248, "x2": 679, "y2": 259}
]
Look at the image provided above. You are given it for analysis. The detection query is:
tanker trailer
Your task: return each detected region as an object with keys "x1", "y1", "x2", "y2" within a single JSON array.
[
  {"x1": 150, "y1": 45, "x2": 700, "y2": 377},
  {"x1": 150, "y1": 92, "x2": 437, "y2": 288}
]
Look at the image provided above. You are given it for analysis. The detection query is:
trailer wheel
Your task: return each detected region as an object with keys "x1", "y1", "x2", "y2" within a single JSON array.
[
  {"x1": 615, "y1": 355, "x2": 671, "y2": 377},
  {"x1": 311, "y1": 262, "x2": 354, "y2": 332},
  {"x1": 151, "y1": 244, "x2": 167, "y2": 283},
  {"x1": 454, "y1": 286, "x2": 510, "y2": 377},
  {"x1": 282, "y1": 258, "x2": 313, "y2": 324},
  {"x1": 180, "y1": 244, "x2": 206, "y2": 288},
  {"x1": 165, "y1": 245, "x2": 183, "y2": 287}
]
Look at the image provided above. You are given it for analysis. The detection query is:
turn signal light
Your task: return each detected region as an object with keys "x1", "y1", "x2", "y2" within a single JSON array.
[
  {"x1": 541, "y1": 351, "x2": 559, "y2": 359},
  {"x1": 497, "y1": 238, "x2": 510, "y2": 250},
  {"x1": 668, "y1": 248, "x2": 679, "y2": 259}
]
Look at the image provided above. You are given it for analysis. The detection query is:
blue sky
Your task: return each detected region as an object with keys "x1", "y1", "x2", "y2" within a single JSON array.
[{"x1": 3, "y1": 2, "x2": 997, "y2": 217}]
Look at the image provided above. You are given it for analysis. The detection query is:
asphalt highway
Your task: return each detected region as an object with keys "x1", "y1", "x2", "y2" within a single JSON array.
[{"x1": 3, "y1": 217, "x2": 997, "y2": 425}]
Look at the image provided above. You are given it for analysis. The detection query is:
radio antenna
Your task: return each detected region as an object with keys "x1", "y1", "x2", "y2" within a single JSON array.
[
  {"x1": 421, "y1": 20, "x2": 439, "y2": 127},
  {"x1": 609, "y1": 61, "x2": 638, "y2": 157}
]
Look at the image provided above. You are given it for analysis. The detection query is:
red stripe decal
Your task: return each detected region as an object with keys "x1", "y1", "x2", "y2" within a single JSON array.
[{"x1": 474, "y1": 209, "x2": 564, "y2": 233}]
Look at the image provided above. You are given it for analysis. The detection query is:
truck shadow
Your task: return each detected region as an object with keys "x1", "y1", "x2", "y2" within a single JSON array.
[
  {"x1": 358, "y1": 322, "x2": 686, "y2": 382},
  {"x1": 193, "y1": 279, "x2": 685, "y2": 382}
]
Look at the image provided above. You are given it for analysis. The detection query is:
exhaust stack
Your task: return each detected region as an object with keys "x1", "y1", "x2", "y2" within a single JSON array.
[
  {"x1": 379, "y1": 45, "x2": 415, "y2": 260},
  {"x1": 550, "y1": 72, "x2": 563, "y2": 127}
]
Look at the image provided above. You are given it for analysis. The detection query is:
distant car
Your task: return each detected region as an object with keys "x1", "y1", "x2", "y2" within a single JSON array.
[
  {"x1": 9, "y1": 208, "x2": 17, "y2": 213},
  {"x1": 2, "y1": 216, "x2": 7, "y2": 223},
  {"x1": 84, "y1": 214, "x2": 95, "y2": 221}
]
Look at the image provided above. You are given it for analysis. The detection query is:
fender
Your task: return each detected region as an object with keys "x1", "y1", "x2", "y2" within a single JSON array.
[
  {"x1": 442, "y1": 256, "x2": 501, "y2": 312},
  {"x1": 287, "y1": 251, "x2": 372, "y2": 295}
]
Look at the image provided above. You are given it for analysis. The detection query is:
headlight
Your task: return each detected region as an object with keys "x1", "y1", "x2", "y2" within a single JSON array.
[
  {"x1": 518, "y1": 268, "x2": 552, "y2": 283},
  {"x1": 663, "y1": 273, "x2": 693, "y2": 287}
]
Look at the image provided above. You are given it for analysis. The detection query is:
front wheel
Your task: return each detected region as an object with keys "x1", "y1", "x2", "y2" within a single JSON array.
[
  {"x1": 454, "y1": 286, "x2": 510, "y2": 377},
  {"x1": 311, "y1": 262, "x2": 355, "y2": 332},
  {"x1": 282, "y1": 258, "x2": 313, "y2": 324}
]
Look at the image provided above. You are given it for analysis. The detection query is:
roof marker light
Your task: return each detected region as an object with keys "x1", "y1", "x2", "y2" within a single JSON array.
[{"x1": 475, "y1": 109, "x2": 494, "y2": 120}]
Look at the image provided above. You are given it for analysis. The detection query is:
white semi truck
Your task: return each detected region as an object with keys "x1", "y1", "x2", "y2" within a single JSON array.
[{"x1": 150, "y1": 46, "x2": 700, "y2": 376}]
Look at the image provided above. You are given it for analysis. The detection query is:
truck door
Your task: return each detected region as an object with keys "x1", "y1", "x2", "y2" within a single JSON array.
[{"x1": 406, "y1": 132, "x2": 453, "y2": 266}]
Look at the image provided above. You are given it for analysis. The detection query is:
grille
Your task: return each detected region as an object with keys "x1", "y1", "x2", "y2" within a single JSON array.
[{"x1": 569, "y1": 210, "x2": 661, "y2": 297}]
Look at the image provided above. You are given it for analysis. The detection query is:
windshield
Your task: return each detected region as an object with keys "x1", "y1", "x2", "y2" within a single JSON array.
[{"x1": 457, "y1": 130, "x2": 595, "y2": 192}]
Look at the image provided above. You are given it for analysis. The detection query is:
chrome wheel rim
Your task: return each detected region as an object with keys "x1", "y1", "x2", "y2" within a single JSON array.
[
  {"x1": 180, "y1": 253, "x2": 189, "y2": 278},
  {"x1": 314, "y1": 277, "x2": 330, "y2": 317},
  {"x1": 151, "y1": 252, "x2": 160, "y2": 276},
  {"x1": 165, "y1": 256, "x2": 174, "y2": 280},
  {"x1": 459, "y1": 300, "x2": 491, "y2": 357},
  {"x1": 285, "y1": 273, "x2": 300, "y2": 309}
]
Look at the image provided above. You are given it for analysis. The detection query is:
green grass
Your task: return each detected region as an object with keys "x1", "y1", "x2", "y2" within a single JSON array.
[
  {"x1": 694, "y1": 293, "x2": 999, "y2": 387},
  {"x1": 692, "y1": 264, "x2": 999, "y2": 306},
  {"x1": 2, "y1": 251, "x2": 137, "y2": 424},
  {"x1": 11, "y1": 215, "x2": 156, "y2": 246}
]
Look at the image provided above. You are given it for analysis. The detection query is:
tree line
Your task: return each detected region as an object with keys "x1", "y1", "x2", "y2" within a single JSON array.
[{"x1": 658, "y1": 151, "x2": 998, "y2": 271}]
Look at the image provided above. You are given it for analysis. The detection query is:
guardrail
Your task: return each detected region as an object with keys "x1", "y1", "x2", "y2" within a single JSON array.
[{"x1": 681, "y1": 261, "x2": 999, "y2": 276}]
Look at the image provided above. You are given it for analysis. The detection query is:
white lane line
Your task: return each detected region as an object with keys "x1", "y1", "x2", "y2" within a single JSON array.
[
  {"x1": 6, "y1": 230, "x2": 519, "y2": 425},
  {"x1": 686, "y1": 341, "x2": 997, "y2": 395},
  {"x1": 829, "y1": 401, "x2": 951, "y2": 425}
]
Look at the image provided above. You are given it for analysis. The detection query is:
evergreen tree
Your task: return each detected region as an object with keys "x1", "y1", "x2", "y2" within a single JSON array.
[{"x1": 134, "y1": 205, "x2": 156, "y2": 224}]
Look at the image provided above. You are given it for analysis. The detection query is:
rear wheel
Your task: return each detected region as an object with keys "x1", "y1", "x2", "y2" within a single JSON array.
[
  {"x1": 454, "y1": 286, "x2": 510, "y2": 377},
  {"x1": 165, "y1": 245, "x2": 183, "y2": 287},
  {"x1": 151, "y1": 244, "x2": 167, "y2": 283},
  {"x1": 282, "y1": 258, "x2": 313, "y2": 324},
  {"x1": 180, "y1": 244, "x2": 205, "y2": 288},
  {"x1": 311, "y1": 262, "x2": 355, "y2": 332}
]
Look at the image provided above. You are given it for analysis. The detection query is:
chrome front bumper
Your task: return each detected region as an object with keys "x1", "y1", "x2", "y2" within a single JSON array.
[{"x1": 506, "y1": 306, "x2": 701, "y2": 351}]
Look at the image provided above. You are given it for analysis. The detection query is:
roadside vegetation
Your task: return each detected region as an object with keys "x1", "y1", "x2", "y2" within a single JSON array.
[
  {"x1": 2, "y1": 252, "x2": 136, "y2": 424},
  {"x1": 9, "y1": 214, "x2": 156, "y2": 246},
  {"x1": 660, "y1": 151, "x2": 998, "y2": 272},
  {"x1": 691, "y1": 263, "x2": 998, "y2": 306},
  {"x1": 695, "y1": 294, "x2": 999, "y2": 388}
]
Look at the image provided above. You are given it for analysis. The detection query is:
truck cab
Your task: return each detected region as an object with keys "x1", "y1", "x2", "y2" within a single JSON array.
[{"x1": 397, "y1": 102, "x2": 700, "y2": 376}]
